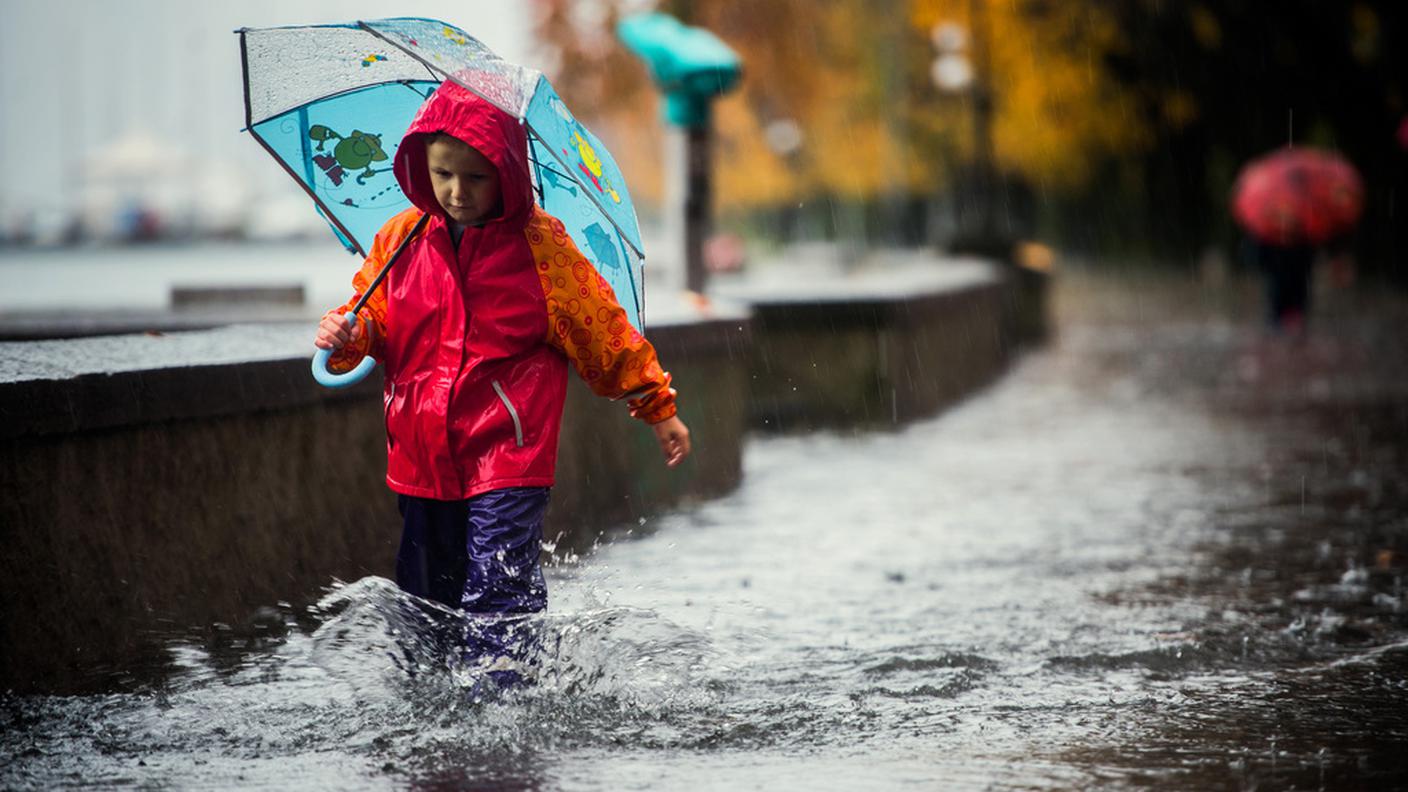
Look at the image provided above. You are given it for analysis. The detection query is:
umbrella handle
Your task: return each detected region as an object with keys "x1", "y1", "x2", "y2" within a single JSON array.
[{"x1": 311, "y1": 312, "x2": 376, "y2": 388}]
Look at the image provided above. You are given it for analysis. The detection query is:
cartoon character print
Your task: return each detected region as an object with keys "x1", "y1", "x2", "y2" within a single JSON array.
[
  {"x1": 308, "y1": 125, "x2": 390, "y2": 186},
  {"x1": 548, "y1": 96, "x2": 623, "y2": 205}
]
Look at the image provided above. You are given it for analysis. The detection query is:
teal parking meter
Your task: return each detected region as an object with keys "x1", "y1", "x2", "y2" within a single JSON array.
[
  {"x1": 618, "y1": 12, "x2": 740, "y2": 293},
  {"x1": 617, "y1": 13, "x2": 742, "y2": 128}
]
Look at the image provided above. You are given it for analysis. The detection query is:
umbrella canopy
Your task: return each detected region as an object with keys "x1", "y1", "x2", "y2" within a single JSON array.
[
  {"x1": 1231, "y1": 147, "x2": 1363, "y2": 247},
  {"x1": 239, "y1": 17, "x2": 646, "y2": 330}
]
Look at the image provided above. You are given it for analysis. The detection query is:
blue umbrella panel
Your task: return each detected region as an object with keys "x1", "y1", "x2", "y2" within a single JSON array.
[
  {"x1": 247, "y1": 80, "x2": 435, "y2": 252},
  {"x1": 525, "y1": 79, "x2": 644, "y2": 329}
]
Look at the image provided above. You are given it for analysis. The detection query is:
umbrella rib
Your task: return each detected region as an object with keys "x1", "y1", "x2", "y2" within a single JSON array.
[
  {"x1": 244, "y1": 126, "x2": 367, "y2": 257},
  {"x1": 527, "y1": 141, "x2": 547, "y2": 208},
  {"x1": 524, "y1": 125, "x2": 645, "y2": 260},
  {"x1": 239, "y1": 31, "x2": 254, "y2": 130},
  {"x1": 356, "y1": 20, "x2": 539, "y2": 120},
  {"x1": 530, "y1": 152, "x2": 578, "y2": 187},
  {"x1": 251, "y1": 80, "x2": 440, "y2": 129},
  {"x1": 617, "y1": 224, "x2": 644, "y2": 328},
  {"x1": 358, "y1": 23, "x2": 486, "y2": 110}
]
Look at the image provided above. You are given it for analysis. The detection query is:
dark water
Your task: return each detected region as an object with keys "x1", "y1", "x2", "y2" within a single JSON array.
[{"x1": 5, "y1": 271, "x2": 1407, "y2": 790}]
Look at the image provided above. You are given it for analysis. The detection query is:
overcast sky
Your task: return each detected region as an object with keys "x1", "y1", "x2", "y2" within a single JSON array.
[{"x1": 0, "y1": 1, "x2": 531, "y2": 214}]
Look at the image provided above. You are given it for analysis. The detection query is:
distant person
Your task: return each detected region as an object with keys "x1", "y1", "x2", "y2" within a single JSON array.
[
  {"x1": 313, "y1": 81, "x2": 691, "y2": 688},
  {"x1": 1247, "y1": 234, "x2": 1354, "y2": 335},
  {"x1": 1232, "y1": 147, "x2": 1363, "y2": 335},
  {"x1": 1252, "y1": 237, "x2": 1315, "y2": 333}
]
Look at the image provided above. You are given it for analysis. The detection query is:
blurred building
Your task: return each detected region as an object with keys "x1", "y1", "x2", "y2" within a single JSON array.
[{"x1": 75, "y1": 130, "x2": 256, "y2": 243}]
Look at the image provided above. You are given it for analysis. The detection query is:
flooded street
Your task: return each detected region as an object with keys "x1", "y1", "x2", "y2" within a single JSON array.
[{"x1": 5, "y1": 269, "x2": 1408, "y2": 790}]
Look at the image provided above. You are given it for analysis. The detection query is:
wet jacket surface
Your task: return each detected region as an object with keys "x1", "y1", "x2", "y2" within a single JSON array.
[{"x1": 329, "y1": 81, "x2": 676, "y2": 500}]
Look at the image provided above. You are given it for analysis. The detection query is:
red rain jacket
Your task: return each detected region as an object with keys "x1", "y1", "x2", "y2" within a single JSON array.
[{"x1": 328, "y1": 81, "x2": 676, "y2": 500}]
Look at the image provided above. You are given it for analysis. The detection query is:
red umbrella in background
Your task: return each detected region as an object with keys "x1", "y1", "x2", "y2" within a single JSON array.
[{"x1": 1232, "y1": 147, "x2": 1364, "y2": 246}]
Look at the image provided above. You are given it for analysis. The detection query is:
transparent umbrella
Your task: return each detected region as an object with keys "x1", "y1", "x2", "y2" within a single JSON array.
[{"x1": 239, "y1": 17, "x2": 647, "y2": 384}]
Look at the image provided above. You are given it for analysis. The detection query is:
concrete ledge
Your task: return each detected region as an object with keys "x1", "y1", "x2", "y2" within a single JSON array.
[
  {"x1": 0, "y1": 358, "x2": 374, "y2": 440},
  {"x1": 713, "y1": 255, "x2": 1020, "y2": 430},
  {"x1": 170, "y1": 284, "x2": 305, "y2": 307},
  {"x1": 1, "y1": 396, "x2": 396, "y2": 692}
]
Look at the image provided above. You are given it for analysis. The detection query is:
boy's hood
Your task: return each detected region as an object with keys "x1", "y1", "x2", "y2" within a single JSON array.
[{"x1": 393, "y1": 79, "x2": 533, "y2": 229}]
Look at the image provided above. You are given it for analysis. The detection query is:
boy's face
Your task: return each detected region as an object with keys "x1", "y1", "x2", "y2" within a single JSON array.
[{"x1": 426, "y1": 136, "x2": 502, "y2": 225}]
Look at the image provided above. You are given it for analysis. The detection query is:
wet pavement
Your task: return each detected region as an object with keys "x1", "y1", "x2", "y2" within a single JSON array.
[{"x1": 4, "y1": 265, "x2": 1407, "y2": 790}]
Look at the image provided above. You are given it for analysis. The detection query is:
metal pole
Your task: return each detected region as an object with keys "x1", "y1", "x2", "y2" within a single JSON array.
[
  {"x1": 350, "y1": 213, "x2": 429, "y2": 317},
  {"x1": 969, "y1": 0, "x2": 997, "y2": 240},
  {"x1": 684, "y1": 124, "x2": 711, "y2": 293}
]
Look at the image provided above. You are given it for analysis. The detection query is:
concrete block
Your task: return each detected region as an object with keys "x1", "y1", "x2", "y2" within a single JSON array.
[{"x1": 170, "y1": 284, "x2": 305, "y2": 307}]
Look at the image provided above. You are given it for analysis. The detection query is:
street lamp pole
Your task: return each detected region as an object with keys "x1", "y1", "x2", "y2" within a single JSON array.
[
  {"x1": 618, "y1": 13, "x2": 741, "y2": 297},
  {"x1": 968, "y1": 0, "x2": 998, "y2": 243},
  {"x1": 682, "y1": 124, "x2": 712, "y2": 293}
]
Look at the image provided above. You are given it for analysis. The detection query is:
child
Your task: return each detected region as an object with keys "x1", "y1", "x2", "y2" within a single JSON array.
[{"x1": 313, "y1": 81, "x2": 691, "y2": 680}]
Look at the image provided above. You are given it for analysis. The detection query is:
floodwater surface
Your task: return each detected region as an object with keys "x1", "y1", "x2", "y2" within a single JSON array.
[{"x1": 4, "y1": 270, "x2": 1407, "y2": 790}]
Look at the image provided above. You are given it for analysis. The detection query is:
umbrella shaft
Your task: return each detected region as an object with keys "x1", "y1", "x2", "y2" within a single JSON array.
[{"x1": 351, "y1": 213, "x2": 430, "y2": 317}]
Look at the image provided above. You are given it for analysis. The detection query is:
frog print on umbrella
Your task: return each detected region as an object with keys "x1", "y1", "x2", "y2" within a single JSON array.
[{"x1": 308, "y1": 125, "x2": 390, "y2": 186}]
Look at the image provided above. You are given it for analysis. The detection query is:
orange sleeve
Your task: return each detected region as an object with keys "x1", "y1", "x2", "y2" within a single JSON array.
[
  {"x1": 528, "y1": 212, "x2": 678, "y2": 424},
  {"x1": 323, "y1": 210, "x2": 420, "y2": 373}
]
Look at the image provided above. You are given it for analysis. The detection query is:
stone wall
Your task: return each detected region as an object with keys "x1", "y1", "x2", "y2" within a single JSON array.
[{"x1": 746, "y1": 283, "x2": 1010, "y2": 430}]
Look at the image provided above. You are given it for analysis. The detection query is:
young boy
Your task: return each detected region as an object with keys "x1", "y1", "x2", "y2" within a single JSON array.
[{"x1": 313, "y1": 81, "x2": 690, "y2": 677}]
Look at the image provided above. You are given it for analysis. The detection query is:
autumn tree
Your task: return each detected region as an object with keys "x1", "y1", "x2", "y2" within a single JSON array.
[
  {"x1": 532, "y1": 0, "x2": 1404, "y2": 271},
  {"x1": 533, "y1": 0, "x2": 1147, "y2": 243}
]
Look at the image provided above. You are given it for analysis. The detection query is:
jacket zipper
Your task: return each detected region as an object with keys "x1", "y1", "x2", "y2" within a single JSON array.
[
  {"x1": 384, "y1": 381, "x2": 396, "y2": 450},
  {"x1": 491, "y1": 380, "x2": 525, "y2": 448}
]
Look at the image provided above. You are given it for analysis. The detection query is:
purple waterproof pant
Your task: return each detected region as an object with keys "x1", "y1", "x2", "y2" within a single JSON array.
[{"x1": 395, "y1": 487, "x2": 549, "y2": 670}]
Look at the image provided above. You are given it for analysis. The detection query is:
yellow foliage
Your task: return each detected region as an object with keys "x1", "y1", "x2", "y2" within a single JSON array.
[
  {"x1": 1189, "y1": 5, "x2": 1224, "y2": 50},
  {"x1": 912, "y1": 0, "x2": 1148, "y2": 189},
  {"x1": 535, "y1": 0, "x2": 1152, "y2": 210},
  {"x1": 713, "y1": 93, "x2": 797, "y2": 206}
]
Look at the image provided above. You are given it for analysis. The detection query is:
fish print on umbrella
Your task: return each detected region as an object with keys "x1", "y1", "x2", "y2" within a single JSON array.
[{"x1": 539, "y1": 168, "x2": 578, "y2": 198}]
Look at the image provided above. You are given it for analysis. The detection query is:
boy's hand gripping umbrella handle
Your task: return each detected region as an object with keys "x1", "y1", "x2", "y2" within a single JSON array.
[
  {"x1": 311, "y1": 313, "x2": 375, "y2": 388},
  {"x1": 311, "y1": 213, "x2": 429, "y2": 388}
]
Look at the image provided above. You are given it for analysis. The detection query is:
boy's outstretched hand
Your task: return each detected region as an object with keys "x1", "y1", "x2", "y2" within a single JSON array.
[
  {"x1": 314, "y1": 310, "x2": 363, "y2": 351},
  {"x1": 651, "y1": 416, "x2": 691, "y2": 467}
]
